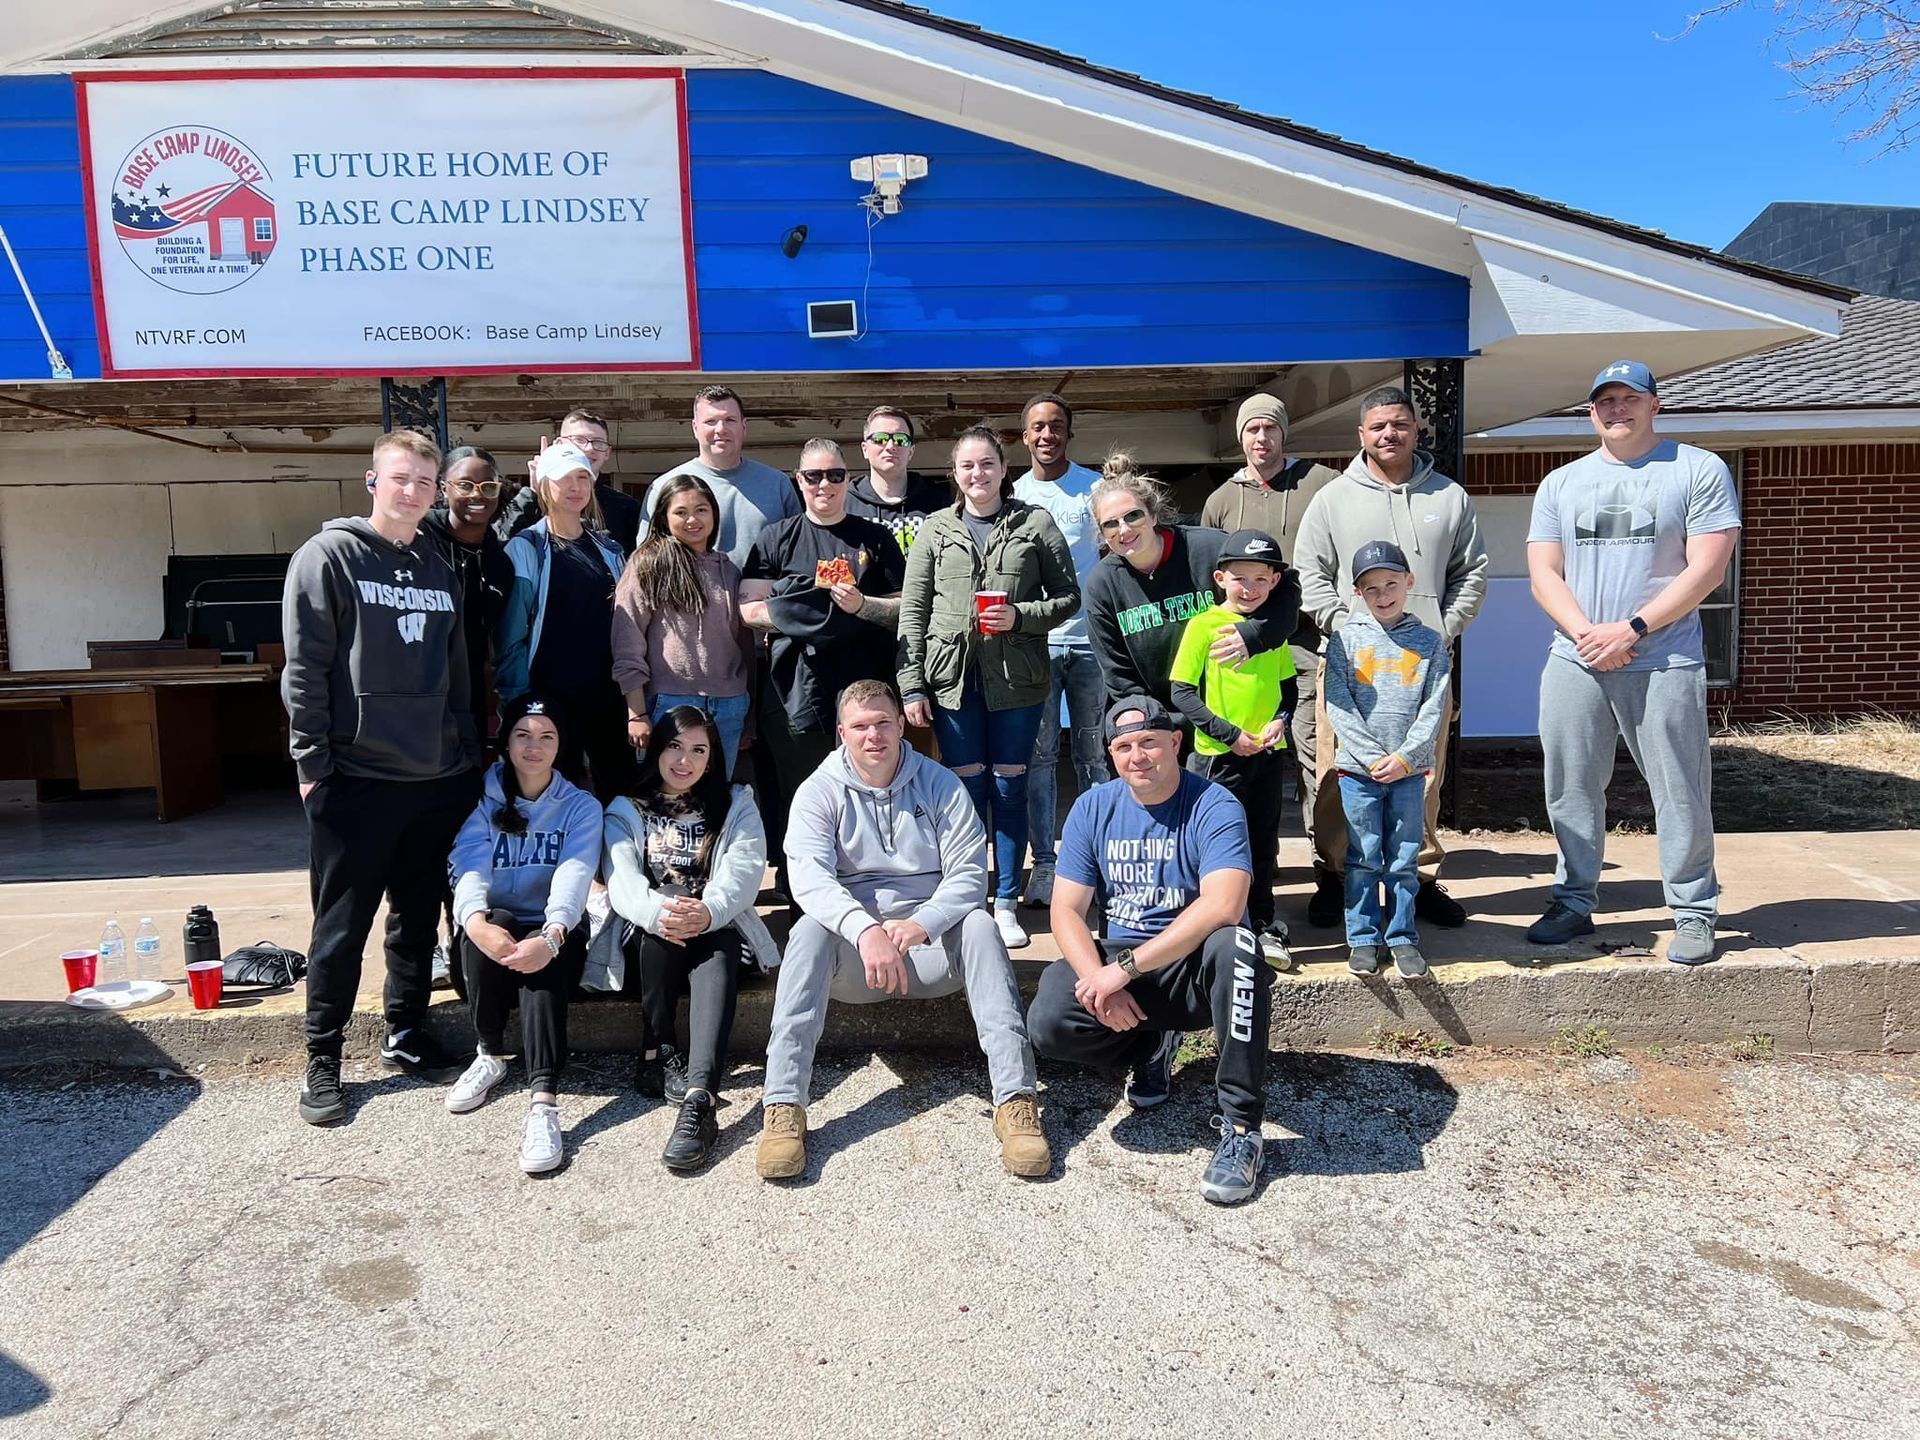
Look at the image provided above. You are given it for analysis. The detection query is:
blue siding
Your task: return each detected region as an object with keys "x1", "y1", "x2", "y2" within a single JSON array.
[
  {"x1": 0, "y1": 76, "x2": 98, "y2": 381},
  {"x1": 0, "y1": 69, "x2": 1467, "y2": 382}
]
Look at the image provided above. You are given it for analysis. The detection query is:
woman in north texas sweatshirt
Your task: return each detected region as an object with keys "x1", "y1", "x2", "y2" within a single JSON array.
[
  {"x1": 445, "y1": 694, "x2": 604, "y2": 1175},
  {"x1": 1081, "y1": 453, "x2": 1301, "y2": 708}
]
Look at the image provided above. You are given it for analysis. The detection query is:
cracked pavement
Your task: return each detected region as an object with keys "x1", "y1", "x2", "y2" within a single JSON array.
[{"x1": 1, "y1": 1048, "x2": 1918, "y2": 1438}]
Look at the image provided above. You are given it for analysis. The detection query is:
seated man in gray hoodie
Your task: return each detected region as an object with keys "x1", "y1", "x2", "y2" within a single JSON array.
[{"x1": 758, "y1": 678, "x2": 1050, "y2": 1181}]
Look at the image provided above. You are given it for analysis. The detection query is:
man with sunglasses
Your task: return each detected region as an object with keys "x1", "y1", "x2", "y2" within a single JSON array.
[
  {"x1": 1013, "y1": 392, "x2": 1110, "y2": 909},
  {"x1": 739, "y1": 439, "x2": 906, "y2": 896},
  {"x1": 498, "y1": 409, "x2": 644, "y2": 554},
  {"x1": 846, "y1": 405, "x2": 950, "y2": 555}
]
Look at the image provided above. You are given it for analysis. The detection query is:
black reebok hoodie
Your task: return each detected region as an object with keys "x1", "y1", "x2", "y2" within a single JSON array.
[{"x1": 281, "y1": 517, "x2": 480, "y2": 784}]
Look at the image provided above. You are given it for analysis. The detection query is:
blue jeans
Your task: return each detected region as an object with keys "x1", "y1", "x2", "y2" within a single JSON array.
[
  {"x1": 932, "y1": 679, "x2": 1045, "y2": 904},
  {"x1": 1026, "y1": 646, "x2": 1108, "y2": 866},
  {"x1": 1338, "y1": 772, "x2": 1424, "y2": 949},
  {"x1": 651, "y1": 692, "x2": 750, "y2": 778}
]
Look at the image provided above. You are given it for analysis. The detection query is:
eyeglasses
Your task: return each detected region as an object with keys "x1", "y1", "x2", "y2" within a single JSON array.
[
  {"x1": 562, "y1": 436, "x2": 612, "y2": 454},
  {"x1": 1098, "y1": 506, "x2": 1149, "y2": 535},
  {"x1": 448, "y1": 479, "x2": 502, "y2": 498},
  {"x1": 866, "y1": 432, "x2": 912, "y2": 448},
  {"x1": 797, "y1": 468, "x2": 849, "y2": 486}
]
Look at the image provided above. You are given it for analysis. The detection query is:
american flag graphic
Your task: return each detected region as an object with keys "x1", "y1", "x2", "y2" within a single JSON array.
[{"x1": 111, "y1": 180, "x2": 267, "y2": 239}]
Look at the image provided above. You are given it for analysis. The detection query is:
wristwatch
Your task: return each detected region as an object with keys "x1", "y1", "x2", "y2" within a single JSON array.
[
  {"x1": 1628, "y1": 614, "x2": 1649, "y2": 637},
  {"x1": 1115, "y1": 948, "x2": 1142, "y2": 979}
]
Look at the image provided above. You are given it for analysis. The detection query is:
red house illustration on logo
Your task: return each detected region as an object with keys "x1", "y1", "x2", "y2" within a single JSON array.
[{"x1": 199, "y1": 181, "x2": 277, "y2": 263}]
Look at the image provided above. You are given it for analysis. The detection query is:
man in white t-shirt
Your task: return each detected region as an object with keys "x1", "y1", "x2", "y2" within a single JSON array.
[
  {"x1": 1526, "y1": 361, "x2": 1742, "y2": 965},
  {"x1": 1012, "y1": 392, "x2": 1108, "y2": 908}
]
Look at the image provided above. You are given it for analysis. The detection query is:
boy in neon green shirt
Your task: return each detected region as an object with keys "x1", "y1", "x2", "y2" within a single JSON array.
[{"x1": 1169, "y1": 529, "x2": 1297, "y2": 963}]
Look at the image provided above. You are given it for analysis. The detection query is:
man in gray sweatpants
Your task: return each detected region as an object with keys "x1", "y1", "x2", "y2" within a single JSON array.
[
  {"x1": 1526, "y1": 361, "x2": 1741, "y2": 965},
  {"x1": 757, "y1": 678, "x2": 1050, "y2": 1180}
]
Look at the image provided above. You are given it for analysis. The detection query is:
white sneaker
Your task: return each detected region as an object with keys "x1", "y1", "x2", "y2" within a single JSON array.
[
  {"x1": 1021, "y1": 863, "x2": 1055, "y2": 909},
  {"x1": 520, "y1": 1102, "x2": 564, "y2": 1173},
  {"x1": 993, "y1": 902, "x2": 1030, "y2": 950},
  {"x1": 430, "y1": 944, "x2": 453, "y2": 990},
  {"x1": 446, "y1": 1053, "x2": 509, "y2": 1114}
]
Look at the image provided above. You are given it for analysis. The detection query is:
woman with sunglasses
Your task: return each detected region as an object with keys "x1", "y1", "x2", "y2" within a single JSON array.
[
  {"x1": 605, "y1": 705, "x2": 778, "y2": 1170},
  {"x1": 738, "y1": 438, "x2": 905, "y2": 896},
  {"x1": 1083, "y1": 451, "x2": 1301, "y2": 708},
  {"x1": 498, "y1": 443, "x2": 633, "y2": 802},
  {"x1": 612, "y1": 474, "x2": 751, "y2": 776},
  {"x1": 898, "y1": 425, "x2": 1079, "y2": 948}
]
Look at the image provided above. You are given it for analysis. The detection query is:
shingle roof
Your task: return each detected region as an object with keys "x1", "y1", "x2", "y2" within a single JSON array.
[
  {"x1": 837, "y1": 0, "x2": 1852, "y2": 303},
  {"x1": 1654, "y1": 294, "x2": 1920, "y2": 411}
]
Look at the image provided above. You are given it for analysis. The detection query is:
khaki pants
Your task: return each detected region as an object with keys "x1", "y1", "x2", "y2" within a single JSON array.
[{"x1": 1312, "y1": 655, "x2": 1453, "y2": 881}]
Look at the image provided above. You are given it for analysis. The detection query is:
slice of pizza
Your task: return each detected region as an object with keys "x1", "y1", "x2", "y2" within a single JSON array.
[{"x1": 815, "y1": 555, "x2": 856, "y2": 588}]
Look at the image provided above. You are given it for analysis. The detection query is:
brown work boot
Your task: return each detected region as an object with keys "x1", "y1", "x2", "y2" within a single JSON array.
[
  {"x1": 756, "y1": 1103, "x2": 807, "y2": 1179},
  {"x1": 993, "y1": 1094, "x2": 1051, "y2": 1177}
]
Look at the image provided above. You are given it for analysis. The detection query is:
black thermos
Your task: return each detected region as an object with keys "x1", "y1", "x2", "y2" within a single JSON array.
[{"x1": 183, "y1": 905, "x2": 222, "y2": 967}]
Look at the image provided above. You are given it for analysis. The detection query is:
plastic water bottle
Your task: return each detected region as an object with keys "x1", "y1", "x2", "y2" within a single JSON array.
[
  {"x1": 98, "y1": 919, "x2": 129, "y2": 990},
  {"x1": 133, "y1": 917, "x2": 164, "y2": 984}
]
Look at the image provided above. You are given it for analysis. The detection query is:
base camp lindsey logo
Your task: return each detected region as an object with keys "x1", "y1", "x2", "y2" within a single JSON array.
[{"x1": 110, "y1": 126, "x2": 276, "y2": 295}]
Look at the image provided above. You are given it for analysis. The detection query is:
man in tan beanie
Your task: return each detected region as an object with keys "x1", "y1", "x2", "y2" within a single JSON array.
[{"x1": 1201, "y1": 393, "x2": 1341, "y2": 913}]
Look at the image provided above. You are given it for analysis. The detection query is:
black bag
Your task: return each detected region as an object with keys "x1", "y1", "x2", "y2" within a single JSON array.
[{"x1": 221, "y1": 941, "x2": 307, "y2": 989}]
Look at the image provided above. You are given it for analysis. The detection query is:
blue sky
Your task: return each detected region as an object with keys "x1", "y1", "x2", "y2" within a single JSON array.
[{"x1": 921, "y1": 0, "x2": 1920, "y2": 249}]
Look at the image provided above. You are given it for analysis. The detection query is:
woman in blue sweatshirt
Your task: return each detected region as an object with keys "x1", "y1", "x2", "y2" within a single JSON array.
[{"x1": 446, "y1": 694, "x2": 604, "y2": 1174}]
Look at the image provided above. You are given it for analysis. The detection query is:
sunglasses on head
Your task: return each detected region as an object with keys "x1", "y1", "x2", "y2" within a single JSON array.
[
  {"x1": 448, "y1": 479, "x2": 502, "y2": 498},
  {"x1": 866, "y1": 431, "x2": 912, "y2": 448},
  {"x1": 1098, "y1": 506, "x2": 1149, "y2": 535},
  {"x1": 797, "y1": 468, "x2": 849, "y2": 486}
]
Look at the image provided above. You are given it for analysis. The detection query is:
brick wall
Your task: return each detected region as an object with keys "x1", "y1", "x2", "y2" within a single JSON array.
[{"x1": 1459, "y1": 443, "x2": 1920, "y2": 720}]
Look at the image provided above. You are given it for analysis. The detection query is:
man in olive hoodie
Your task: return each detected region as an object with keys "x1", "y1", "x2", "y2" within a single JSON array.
[
  {"x1": 1292, "y1": 385, "x2": 1489, "y2": 929},
  {"x1": 282, "y1": 429, "x2": 482, "y2": 1126}
]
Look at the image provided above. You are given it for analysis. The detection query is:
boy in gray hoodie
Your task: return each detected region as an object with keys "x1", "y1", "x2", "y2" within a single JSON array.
[
  {"x1": 757, "y1": 679, "x2": 1050, "y2": 1181},
  {"x1": 1323, "y1": 541, "x2": 1451, "y2": 980}
]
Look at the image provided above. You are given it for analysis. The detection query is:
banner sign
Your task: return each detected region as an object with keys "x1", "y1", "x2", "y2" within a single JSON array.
[{"x1": 77, "y1": 70, "x2": 698, "y2": 376}]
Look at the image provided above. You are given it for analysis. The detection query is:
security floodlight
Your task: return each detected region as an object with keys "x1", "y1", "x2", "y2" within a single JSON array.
[{"x1": 850, "y1": 153, "x2": 929, "y2": 215}]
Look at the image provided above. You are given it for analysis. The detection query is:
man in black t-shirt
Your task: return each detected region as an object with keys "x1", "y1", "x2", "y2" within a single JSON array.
[
  {"x1": 740, "y1": 438, "x2": 904, "y2": 892},
  {"x1": 844, "y1": 404, "x2": 950, "y2": 559}
]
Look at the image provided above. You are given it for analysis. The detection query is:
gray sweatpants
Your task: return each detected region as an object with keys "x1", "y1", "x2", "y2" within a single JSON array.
[
  {"x1": 1539, "y1": 655, "x2": 1718, "y2": 924},
  {"x1": 763, "y1": 911, "x2": 1037, "y2": 1107}
]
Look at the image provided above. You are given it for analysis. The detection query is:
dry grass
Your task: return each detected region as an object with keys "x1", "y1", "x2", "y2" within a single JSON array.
[{"x1": 1456, "y1": 714, "x2": 1920, "y2": 834}]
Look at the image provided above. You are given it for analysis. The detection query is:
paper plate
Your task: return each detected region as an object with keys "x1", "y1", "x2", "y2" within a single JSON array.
[{"x1": 65, "y1": 980, "x2": 173, "y2": 1011}]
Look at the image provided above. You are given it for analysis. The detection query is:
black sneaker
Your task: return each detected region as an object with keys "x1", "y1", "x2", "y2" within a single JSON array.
[
  {"x1": 661, "y1": 1090, "x2": 719, "y2": 1170},
  {"x1": 299, "y1": 1054, "x2": 346, "y2": 1126},
  {"x1": 1391, "y1": 944, "x2": 1429, "y2": 979},
  {"x1": 1415, "y1": 880, "x2": 1467, "y2": 928},
  {"x1": 634, "y1": 1043, "x2": 688, "y2": 1103},
  {"x1": 1526, "y1": 902, "x2": 1596, "y2": 946},
  {"x1": 380, "y1": 1027, "x2": 465, "y2": 1084},
  {"x1": 1125, "y1": 1029, "x2": 1179, "y2": 1109},
  {"x1": 1348, "y1": 945, "x2": 1382, "y2": 976},
  {"x1": 1307, "y1": 873, "x2": 1344, "y2": 928}
]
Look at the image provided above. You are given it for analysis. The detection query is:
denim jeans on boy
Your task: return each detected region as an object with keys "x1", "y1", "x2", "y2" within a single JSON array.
[
  {"x1": 1026, "y1": 645, "x2": 1108, "y2": 867},
  {"x1": 651, "y1": 691, "x2": 750, "y2": 778},
  {"x1": 932, "y1": 677, "x2": 1045, "y2": 904},
  {"x1": 1338, "y1": 771, "x2": 1425, "y2": 949}
]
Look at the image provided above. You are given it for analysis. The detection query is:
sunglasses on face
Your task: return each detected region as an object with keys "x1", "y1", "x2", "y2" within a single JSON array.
[
  {"x1": 448, "y1": 480, "x2": 502, "y2": 499},
  {"x1": 866, "y1": 432, "x2": 912, "y2": 448},
  {"x1": 1098, "y1": 506, "x2": 1149, "y2": 535},
  {"x1": 797, "y1": 468, "x2": 849, "y2": 486}
]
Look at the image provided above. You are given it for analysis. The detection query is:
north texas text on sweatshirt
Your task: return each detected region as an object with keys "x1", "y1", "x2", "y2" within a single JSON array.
[
  {"x1": 1083, "y1": 525, "x2": 1300, "y2": 707},
  {"x1": 281, "y1": 517, "x2": 480, "y2": 784},
  {"x1": 1322, "y1": 611, "x2": 1452, "y2": 776},
  {"x1": 449, "y1": 761, "x2": 603, "y2": 932}
]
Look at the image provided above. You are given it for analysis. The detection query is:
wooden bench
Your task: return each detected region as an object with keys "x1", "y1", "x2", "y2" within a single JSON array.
[{"x1": 0, "y1": 665, "x2": 276, "y2": 822}]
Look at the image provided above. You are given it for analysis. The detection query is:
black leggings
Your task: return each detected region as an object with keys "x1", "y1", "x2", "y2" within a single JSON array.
[
  {"x1": 635, "y1": 925, "x2": 748, "y2": 1096},
  {"x1": 545, "y1": 683, "x2": 636, "y2": 805},
  {"x1": 461, "y1": 908, "x2": 589, "y2": 1093}
]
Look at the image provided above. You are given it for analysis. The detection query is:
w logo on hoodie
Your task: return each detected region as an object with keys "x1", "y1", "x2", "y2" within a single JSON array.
[{"x1": 396, "y1": 612, "x2": 427, "y2": 645}]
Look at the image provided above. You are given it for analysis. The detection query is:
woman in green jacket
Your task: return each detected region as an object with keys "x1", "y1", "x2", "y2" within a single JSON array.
[{"x1": 899, "y1": 425, "x2": 1081, "y2": 948}]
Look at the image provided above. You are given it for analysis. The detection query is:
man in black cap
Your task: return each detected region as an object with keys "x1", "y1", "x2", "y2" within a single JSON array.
[{"x1": 1025, "y1": 695, "x2": 1271, "y2": 1205}]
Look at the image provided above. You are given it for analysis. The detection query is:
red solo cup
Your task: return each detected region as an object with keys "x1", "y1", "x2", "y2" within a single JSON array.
[
  {"x1": 976, "y1": 590, "x2": 1008, "y2": 633},
  {"x1": 61, "y1": 949, "x2": 98, "y2": 994},
  {"x1": 185, "y1": 960, "x2": 224, "y2": 1010}
]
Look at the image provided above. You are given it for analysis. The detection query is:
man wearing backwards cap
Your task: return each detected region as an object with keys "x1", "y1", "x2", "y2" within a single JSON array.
[
  {"x1": 1026, "y1": 694, "x2": 1271, "y2": 1205},
  {"x1": 1525, "y1": 361, "x2": 1740, "y2": 965}
]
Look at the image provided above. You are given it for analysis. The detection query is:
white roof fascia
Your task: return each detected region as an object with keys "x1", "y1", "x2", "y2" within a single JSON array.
[
  {"x1": 1477, "y1": 408, "x2": 1920, "y2": 445},
  {"x1": 31, "y1": 52, "x2": 751, "y2": 73}
]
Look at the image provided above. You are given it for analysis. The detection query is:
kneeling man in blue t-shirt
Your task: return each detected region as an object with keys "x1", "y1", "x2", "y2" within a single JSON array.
[{"x1": 1026, "y1": 695, "x2": 1270, "y2": 1204}]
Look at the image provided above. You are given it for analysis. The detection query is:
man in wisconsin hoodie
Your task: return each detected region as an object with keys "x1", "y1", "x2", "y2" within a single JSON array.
[
  {"x1": 756, "y1": 679, "x2": 1049, "y2": 1182},
  {"x1": 1292, "y1": 384, "x2": 1489, "y2": 929},
  {"x1": 282, "y1": 429, "x2": 482, "y2": 1127}
]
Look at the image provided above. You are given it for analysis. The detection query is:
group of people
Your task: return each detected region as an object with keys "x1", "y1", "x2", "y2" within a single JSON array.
[{"x1": 280, "y1": 362, "x2": 1739, "y2": 1202}]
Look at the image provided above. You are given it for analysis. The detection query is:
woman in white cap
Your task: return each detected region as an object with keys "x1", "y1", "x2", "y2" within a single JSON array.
[{"x1": 497, "y1": 442, "x2": 632, "y2": 801}]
